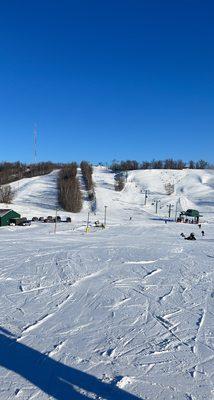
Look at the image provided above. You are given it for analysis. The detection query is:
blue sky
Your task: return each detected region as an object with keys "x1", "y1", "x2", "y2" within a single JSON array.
[{"x1": 0, "y1": 0, "x2": 214, "y2": 164}]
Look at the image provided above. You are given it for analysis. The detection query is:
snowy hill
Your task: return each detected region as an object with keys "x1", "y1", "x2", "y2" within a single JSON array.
[
  {"x1": 0, "y1": 168, "x2": 214, "y2": 400},
  {"x1": 1, "y1": 167, "x2": 214, "y2": 222},
  {"x1": 93, "y1": 167, "x2": 214, "y2": 223},
  {"x1": 9, "y1": 170, "x2": 60, "y2": 216}
]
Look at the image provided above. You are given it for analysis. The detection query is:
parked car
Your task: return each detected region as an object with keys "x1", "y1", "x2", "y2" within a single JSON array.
[{"x1": 9, "y1": 217, "x2": 31, "y2": 226}]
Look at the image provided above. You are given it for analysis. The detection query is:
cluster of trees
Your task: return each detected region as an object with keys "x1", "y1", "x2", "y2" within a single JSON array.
[
  {"x1": 110, "y1": 159, "x2": 213, "y2": 172},
  {"x1": 0, "y1": 162, "x2": 62, "y2": 185},
  {"x1": 58, "y1": 163, "x2": 82, "y2": 212},
  {"x1": 114, "y1": 172, "x2": 126, "y2": 191},
  {"x1": 114, "y1": 177, "x2": 125, "y2": 191},
  {"x1": 80, "y1": 161, "x2": 97, "y2": 214},
  {"x1": 80, "y1": 161, "x2": 94, "y2": 199},
  {"x1": 165, "y1": 183, "x2": 175, "y2": 195},
  {"x1": 0, "y1": 185, "x2": 14, "y2": 203},
  {"x1": 111, "y1": 160, "x2": 139, "y2": 172}
]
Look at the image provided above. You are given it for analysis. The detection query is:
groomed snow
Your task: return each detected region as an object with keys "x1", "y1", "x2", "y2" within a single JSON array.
[{"x1": 0, "y1": 167, "x2": 214, "y2": 399}]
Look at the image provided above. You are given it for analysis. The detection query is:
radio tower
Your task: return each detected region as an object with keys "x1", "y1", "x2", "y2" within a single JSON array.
[{"x1": 34, "y1": 124, "x2": 37, "y2": 163}]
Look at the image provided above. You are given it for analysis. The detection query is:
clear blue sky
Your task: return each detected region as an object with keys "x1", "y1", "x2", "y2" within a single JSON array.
[{"x1": 0, "y1": 0, "x2": 214, "y2": 164}]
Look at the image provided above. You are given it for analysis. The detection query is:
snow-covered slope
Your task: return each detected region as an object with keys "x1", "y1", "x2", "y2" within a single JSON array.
[
  {"x1": 0, "y1": 168, "x2": 214, "y2": 400},
  {"x1": 2, "y1": 167, "x2": 214, "y2": 222},
  {"x1": 93, "y1": 167, "x2": 214, "y2": 223},
  {"x1": 2, "y1": 169, "x2": 92, "y2": 220},
  {"x1": 9, "y1": 170, "x2": 59, "y2": 217}
]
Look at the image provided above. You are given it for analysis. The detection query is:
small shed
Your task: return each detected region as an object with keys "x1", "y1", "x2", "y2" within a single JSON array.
[
  {"x1": 180, "y1": 209, "x2": 202, "y2": 223},
  {"x1": 0, "y1": 209, "x2": 21, "y2": 227}
]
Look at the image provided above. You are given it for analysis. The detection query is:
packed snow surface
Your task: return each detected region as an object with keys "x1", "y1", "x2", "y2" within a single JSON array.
[{"x1": 0, "y1": 167, "x2": 214, "y2": 399}]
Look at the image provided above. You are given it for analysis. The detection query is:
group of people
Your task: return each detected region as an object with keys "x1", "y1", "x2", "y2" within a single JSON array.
[
  {"x1": 180, "y1": 227, "x2": 205, "y2": 241},
  {"x1": 181, "y1": 232, "x2": 196, "y2": 240}
]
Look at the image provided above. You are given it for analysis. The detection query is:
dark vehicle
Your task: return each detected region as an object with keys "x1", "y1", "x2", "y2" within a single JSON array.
[
  {"x1": 23, "y1": 220, "x2": 31, "y2": 226},
  {"x1": 39, "y1": 217, "x2": 44, "y2": 221},
  {"x1": 44, "y1": 216, "x2": 54, "y2": 223},
  {"x1": 32, "y1": 217, "x2": 39, "y2": 222},
  {"x1": 10, "y1": 217, "x2": 31, "y2": 226}
]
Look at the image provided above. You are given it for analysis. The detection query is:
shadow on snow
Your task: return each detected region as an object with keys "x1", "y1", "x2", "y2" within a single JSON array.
[{"x1": 0, "y1": 327, "x2": 142, "y2": 400}]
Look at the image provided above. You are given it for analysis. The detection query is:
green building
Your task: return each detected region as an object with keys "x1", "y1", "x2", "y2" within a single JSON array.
[
  {"x1": 0, "y1": 209, "x2": 21, "y2": 227},
  {"x1": 184, "y1": 209, "x2": 200, "y2": 218},
  {"x1": 180, "y1": 209, "x2": 202, "y2": 223}
]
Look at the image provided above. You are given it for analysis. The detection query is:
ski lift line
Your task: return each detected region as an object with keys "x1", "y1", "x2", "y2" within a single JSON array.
[
  {"x1": 143, "y1": 189, "x2": 149, "y2": 205},
  {"x1": 167, "y1": 203, "x2": 174, "y2": 218}
]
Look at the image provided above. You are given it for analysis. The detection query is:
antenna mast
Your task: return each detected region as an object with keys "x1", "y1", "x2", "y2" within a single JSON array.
[{"x1": 34, "y1": 124, "x2": 37, "y2": 163}]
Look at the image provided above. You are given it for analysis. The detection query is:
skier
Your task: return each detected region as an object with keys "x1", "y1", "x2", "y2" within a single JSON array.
[
  {"x1": 201, "y1": 230, "x2": 205, "y2": 237},
  {"x1": 185, "y1": 233, "x2": 196, "y2": 240}
]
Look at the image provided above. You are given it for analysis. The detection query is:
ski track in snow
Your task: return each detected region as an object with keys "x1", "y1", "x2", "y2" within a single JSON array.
[{"x1": 0, "y1": 167, "x2": 214, "y2": 399}]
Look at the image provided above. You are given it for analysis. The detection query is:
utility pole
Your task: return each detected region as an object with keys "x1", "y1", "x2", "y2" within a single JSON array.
[
  {"x1": 144, "y1": 190, "x2": 149, "y2": 205},
  {"x1": 104, "y1": 205, "x2": 107, "y2": 226}
]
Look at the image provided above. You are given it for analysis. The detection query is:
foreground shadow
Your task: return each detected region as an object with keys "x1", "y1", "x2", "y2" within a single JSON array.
[{"x1": 0, "y1": 327, "x2": 142, "y2": 400}]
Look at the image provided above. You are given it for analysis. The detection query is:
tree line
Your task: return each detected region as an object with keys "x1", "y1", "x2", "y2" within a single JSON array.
[
  {"x1": 80, "y1": 161, "x2": 95, "y2": 200},
  {"x1": 110, "y1": 159, "x2": 213, "y2": 172},
  {"x1": 114, "y1": 173, "x2": 126, "y2": 191},
  {"x1": 58, "y1": 163, "x2": 82, "y2": 212},
  {"x1": 0, "y1": 161, "x2": 63, "y2": 185}
]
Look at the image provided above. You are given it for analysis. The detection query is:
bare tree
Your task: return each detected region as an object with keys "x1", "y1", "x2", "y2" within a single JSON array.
[{"x1": 0, "y1": 185, "x2": 14, "y2": 203}]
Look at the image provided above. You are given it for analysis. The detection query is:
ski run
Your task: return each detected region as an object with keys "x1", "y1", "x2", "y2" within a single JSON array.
[{"x1": 0, "y1": 167, "x2": 214, "y2": 400}]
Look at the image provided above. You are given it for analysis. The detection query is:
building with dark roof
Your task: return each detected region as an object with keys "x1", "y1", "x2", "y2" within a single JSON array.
[{"x1": 0, "y1": 209, "x2": 21, "y2": 226}]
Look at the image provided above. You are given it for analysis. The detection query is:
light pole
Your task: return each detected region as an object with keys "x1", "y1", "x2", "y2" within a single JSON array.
[
  {"x1": 104, "y1": 205, "x2": 107, "y2": 226},
  {"x1": 87, "y1": 212, "x2": 90, "y2": 228},
  {"x1": 85, "y1": 211, "x2": 90, "y2": 232}
]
